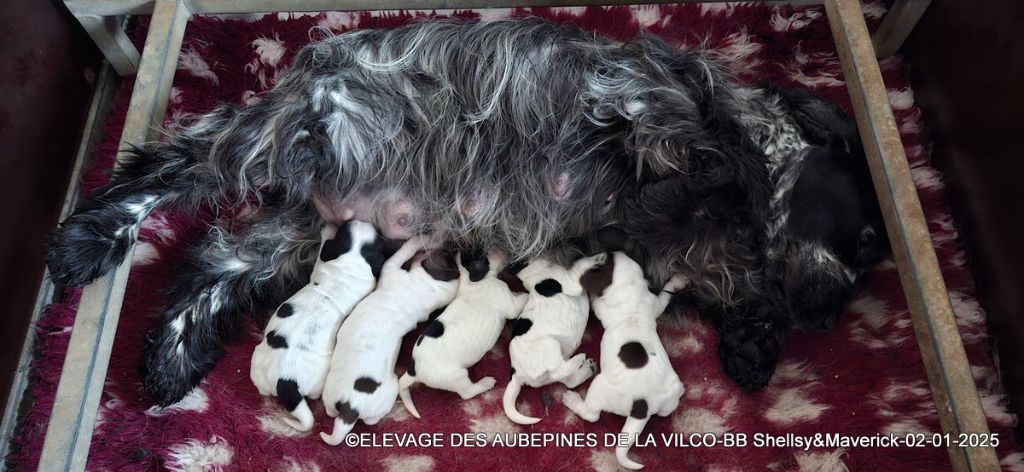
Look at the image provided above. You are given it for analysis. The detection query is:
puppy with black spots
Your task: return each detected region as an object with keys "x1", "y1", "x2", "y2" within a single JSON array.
[
  {"x1": 250, "y1": 221, "x2": 383, "y2": 431},
  {"x1": 562, "y1": 252, "x2": 686, "y2": 470},
  {"x1": 398, "y1": 248, "x2": 526, "y2": 418},
  {"x1": 502, "y1": 253, "x2": 607, "y2": 425},
  {"x1": 320, "y1": 235, "x2": 459, "y2": 445}
]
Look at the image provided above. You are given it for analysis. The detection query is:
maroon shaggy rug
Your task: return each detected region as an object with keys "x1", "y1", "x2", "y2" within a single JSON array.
[{"x1": 9, "y1": 3, "x2": 1024, "y2": 471}]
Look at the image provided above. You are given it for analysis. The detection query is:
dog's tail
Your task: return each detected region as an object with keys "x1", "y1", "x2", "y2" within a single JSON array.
[
  {"x1": 502, "y1": 374, "x2": 540, "y2": 425},
  {"x1": 616, "y1": 416, "x2": 650, "y2": 470},
  {"x1": 398, "y1": 372, "x2": 421, "y2": 419},
  {"x1": 320, "y1": 416, "x2": 357, "y2": 446},
  {"x1": 281, "y1": 398, "x2": 315, "y2": 431}
]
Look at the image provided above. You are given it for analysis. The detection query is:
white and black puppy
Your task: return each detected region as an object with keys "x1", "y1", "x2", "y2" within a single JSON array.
[
  {"x1": 320, "y1": 235, "x2": 459, "y2": 445},
  {"x1": 562, "y1": 252, "x2": 687, "y2": 470},
  {"x1": 250, "y1": 220, "x2": 383, "y2": 431},
  {"x1": 502, "y1": 254, "x2": 607, "y2": 425},
  {"x1": 398, "y1": 248, "x2": 526, "y2": 418}
]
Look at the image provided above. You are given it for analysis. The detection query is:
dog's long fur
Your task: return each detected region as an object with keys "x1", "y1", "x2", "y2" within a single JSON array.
[{"x1": 45, "y1": 19, "x2": 887, "y2": 406}]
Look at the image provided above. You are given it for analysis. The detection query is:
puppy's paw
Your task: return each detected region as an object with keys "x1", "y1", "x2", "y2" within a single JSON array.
[
  {"x1": 46, "y1": 208, "x2": 137, "y2": 286},
  {"x1": 717, "y1": 322, "x2": 781, "y2": 391},
  {"x1": 478, "y1": 376, "x2": 497, "y2": 391},
  {"x1": 561, "y1": 390, "x2": 584, "y2": 409},
  {"x1": 561, "y1": 391, "x2": 599, "y2": 422}
]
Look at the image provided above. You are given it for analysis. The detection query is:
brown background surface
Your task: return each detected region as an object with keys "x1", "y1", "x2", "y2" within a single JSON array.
[
  {"x1": 0, "y1": 0, "x2": 99, "y2": 417},
  {"x1": 902, "y1": 0, "x2": 1024, "y2": 436}
]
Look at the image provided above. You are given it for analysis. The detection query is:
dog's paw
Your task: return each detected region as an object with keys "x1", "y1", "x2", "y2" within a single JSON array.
[
  {"x1": 717, "y1": 321, "x2": 781, "y2": 391},
  {"x1": 46, "y1": 208, "x2": 137, "y2": 286},
  {"x1": 140, "y1": 319, "x2": 221, "y2": 406}
]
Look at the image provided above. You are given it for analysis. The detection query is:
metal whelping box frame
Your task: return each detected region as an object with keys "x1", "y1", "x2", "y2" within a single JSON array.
[{"x1": 23, "y1": 0, "x2": 995, "y2": 470}]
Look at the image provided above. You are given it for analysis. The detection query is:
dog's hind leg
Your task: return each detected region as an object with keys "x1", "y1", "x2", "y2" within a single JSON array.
[
  {"x1": 561, "y1": 389, "x2": 601, "y2": 423},
  {"x1": 45, "y1": 108, "x2": 239, "y2": 287},
  {"x1": 447, "y1": 371, "x2": 496, "y2": 400},
  {"x1": 141, "y1": 209, "x2": 320, "y2": 406}
]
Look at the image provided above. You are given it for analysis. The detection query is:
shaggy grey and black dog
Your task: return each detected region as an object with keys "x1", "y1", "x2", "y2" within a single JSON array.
[{"x1": 45, "y1": 19, "x2": 887, "y2": 406}]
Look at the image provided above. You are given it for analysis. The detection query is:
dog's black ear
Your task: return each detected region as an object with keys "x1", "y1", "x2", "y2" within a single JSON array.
[
  {"x1": 770, "y1": 85, "x2": 859, "y2": 149},
  {"x1": 459, "y1": 247, "x2": 489, "y2": 282}
]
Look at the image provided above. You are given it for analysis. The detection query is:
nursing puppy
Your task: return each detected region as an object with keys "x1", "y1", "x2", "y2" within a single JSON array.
[
  {"x1": 249, "y1": 221, "x2": 382, "y2": 431},
  {"x1": 562, "y1": 252, "x2": 686, "y2": 470},
  {"x1": 320, "y1": 235, "x2": 458, "y2": 445},
  {"x1": 398, "y1": 248, "x2": 526, "y2": 418},
  {"x1": 502, "y1": 254, "x2": 606, "y2": 425}
]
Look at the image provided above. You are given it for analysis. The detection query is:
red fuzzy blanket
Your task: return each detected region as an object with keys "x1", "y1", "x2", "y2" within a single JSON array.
[{"x1": 10, "y1": 4, "x2": 1024, "y2": 471}]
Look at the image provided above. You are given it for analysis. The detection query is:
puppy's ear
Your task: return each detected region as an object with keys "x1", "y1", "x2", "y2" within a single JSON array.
[
  {"x1": 459, "y1": 247, "x2": 489, "y2": 282},
  {"x1": 360, "y1": 237, "x2": 386, "y2": 279},
  {"x1": 319, "y1": 223, "x2": 353, "y2": 262},
  {"x1": 578, "y1": 253, "x2": 615, "y2": 298}
]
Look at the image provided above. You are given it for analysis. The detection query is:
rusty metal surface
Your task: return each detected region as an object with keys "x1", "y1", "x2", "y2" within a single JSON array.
[{"x1": 825, "y1": 0, "x2": 1000, "y2": 470}]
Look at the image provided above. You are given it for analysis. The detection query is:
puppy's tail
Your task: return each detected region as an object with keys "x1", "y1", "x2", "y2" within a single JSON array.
[
  {"x1": 616, "y1": 416, "x2": 650, "y2": 470},
  {"x1": 281, "y1": 398, "x2": 314, "y2": 431},
  {"x1": 502, "y1": 374, "x2": 540, "y2": 425},
  {"x1": 320, "y1": 416, "x2": 356, "y2": 446},
  {"x1": 398, "y1": 372, "x2": 421, "y2": 419}
]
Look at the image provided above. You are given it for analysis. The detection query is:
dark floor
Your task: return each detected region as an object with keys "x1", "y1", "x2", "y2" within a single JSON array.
[
  {"x1": 0, "y1": 0, "x2": 99, "y2": 416},
  {"x1": 902, "y1": 0, "x2": 1024, "y2": 434}
]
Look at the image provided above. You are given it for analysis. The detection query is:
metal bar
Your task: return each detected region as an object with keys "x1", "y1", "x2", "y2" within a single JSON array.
[
  {"x1": 64, "y1": 0, "x2": 820, "y2": 16},
  {"x1": 73, "y1": 14, "x2": 141, "y2": 76},
  {"x1": 824, "y1": 0, "x2": 999, "y2": 470},
  {"x1": 0, "y1": 63, "x2": 121, "y2": 470},
  {"x1": 872, "y1": 0, "x2": 932, "y2": 58},
  {"x1": 37, "y1": 1, "x2": 190, "y2": 470}
]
